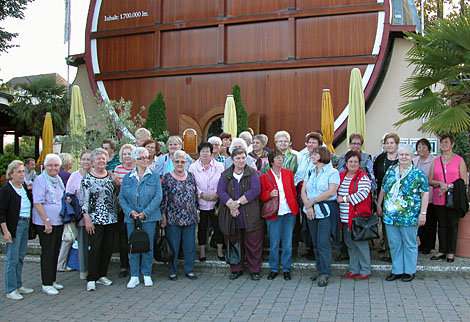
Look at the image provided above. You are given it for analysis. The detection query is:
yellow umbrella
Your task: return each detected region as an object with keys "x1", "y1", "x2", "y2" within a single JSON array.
[
  {"x1": 321, "y1": 89, "x2": 336, "y2": 154},
  {"x1": 347, "y1": 68, "x2": 366, "y2": 149},
  {"x1": 37, "y1": 112, "x2": 54, "y2": 165},
  {"x1": 223, "y1": 94, "x2": 237, "y2": 138},
  {"x1": 69, "y1": 85, "x2": 87, "y2": 171}
]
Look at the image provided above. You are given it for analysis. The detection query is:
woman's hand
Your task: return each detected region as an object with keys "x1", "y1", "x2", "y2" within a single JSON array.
[
  {"x1": 336, "y1": 196, "x2": 344, "y2": 203},
  {"x1": 227, "y1": 199, "x2": 239, "y2": 211},
  {"x1": 269, "y1": 189, "x2": 278, "y2": 198},
  {"x1": 438, "y1": 182, "x2": 449, "y2": 196},
  {"x1": 376, "y1": 204, "x2": 383, "y2": 217},
  {"x1": 306, "y1": 207, "x2": 315, "y2": 220},
  {"x1": 3, "y1": 230, "x2": 12, "y2": 243},
  {"x1": 160, "y1": 215, "x2": 167, "y2": 228},
  {"x1": 418, "y1": 213, "x2": 426, "y2": 226},
  {"x1": 138, "y1": 212, "x2": 145, "y2": 220},
  {"x1": 230, "y1": 208, "x2": 239, "y2": 218},
  {"x1": 84, "y1": 214, "x2": 95, "y2": 235},
  {"x1": 44, "y1": 221, "x2": 53, "y2": 234},
  {"x1": 130, "y1": 210, "x2": 139, "y2": 219}
]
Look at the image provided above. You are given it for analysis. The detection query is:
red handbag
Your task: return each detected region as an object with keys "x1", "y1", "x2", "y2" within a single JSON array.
[{"x1": 262, "y1": 173, "x2": 279, "y2": 219}]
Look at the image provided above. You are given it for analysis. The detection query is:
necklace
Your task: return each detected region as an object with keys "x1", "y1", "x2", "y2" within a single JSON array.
[
  {"x1": 173, "y1": 170, "x2": 186, "y2": 178},
  {"x1": 92, "y1": 168, "x2": 107, "y2": 177}
]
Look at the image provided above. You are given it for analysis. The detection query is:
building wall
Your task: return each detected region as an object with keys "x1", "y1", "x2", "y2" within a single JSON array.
[
  {"x1": 72, "y1": 64, "x2": 99, "y2": 128},
  {"x1": 335, "y1": 37, "x2": 437, "y2": 157}
]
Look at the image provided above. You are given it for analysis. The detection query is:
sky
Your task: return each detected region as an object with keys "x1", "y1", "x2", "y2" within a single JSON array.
[{"x1": 0, "y1": 0, "x2": 90, "y2": 83}]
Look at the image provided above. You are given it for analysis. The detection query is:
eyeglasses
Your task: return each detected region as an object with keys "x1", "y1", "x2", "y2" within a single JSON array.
[
  {"x1": 136, "y1": 157, "x2": 150, "y2": 161},
  {"x1": 174, "y1": 160, "x2": 187, "y2": 164},
  {"x1": 350, "y1": 143, "x2": 362, "y2": 146}
]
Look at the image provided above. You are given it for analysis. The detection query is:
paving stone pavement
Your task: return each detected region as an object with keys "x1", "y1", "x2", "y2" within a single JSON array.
[{"x1": 1, "y1": 260, "x2": 470, "y2": 321}]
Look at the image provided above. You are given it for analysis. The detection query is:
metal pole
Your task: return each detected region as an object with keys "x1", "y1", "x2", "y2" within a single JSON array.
[{"x1": 421, "y1": 0, "x2": 424, "y2": 35}]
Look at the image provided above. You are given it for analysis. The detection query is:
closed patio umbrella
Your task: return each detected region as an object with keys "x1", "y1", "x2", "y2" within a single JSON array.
[
  {"x1": 37, "y1": 112, "x2": 54, "y2": 165},
  {"x1": 347, "y1": 68, "x2": 366, "y2": 148},
  {"x1": 321, "y1": 89, "x2": 336, "y2": 154},
  {"x1": 69, "y1": 85, "x2": 87, "y2": 171},
  {"x1": 223, "y1": 94, "x2": 237, "y2": 138}
]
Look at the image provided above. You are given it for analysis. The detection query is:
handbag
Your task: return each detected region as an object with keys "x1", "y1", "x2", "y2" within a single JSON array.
[
  {"x1": 262, "y1": 172, "x2": 279, "y2": 219},
  {"x1": 225, "y1": 217, "x2": 242, "y2": 265},
  {"x1": 128, "y1": 218, "x2": 150, "y2": 253},
  {"x1": 349, "y1": 175, "x2": 379, "y2": 241},
  {"x1": 154, "y1": 228, "x2": 174, "y2": 262},
  {"x1": 440, "y1": 157, "x2": 455, "y2": 209},
  {"x1": 62, "y1": 222, "x2": 78, "y2": 242}
]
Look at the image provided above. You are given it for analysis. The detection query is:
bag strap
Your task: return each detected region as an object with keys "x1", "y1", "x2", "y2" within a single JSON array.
[
  {"x1": 266, "y1": 171, "x2": 276, "y2": 189},
  {"x1": 134, "y1": 217, "x2": 142, "y2": 229},
  {"x1": 352, "y1": 174, "x2": 359, "y2": 217},
  {"x1": 440, "y1": 157, "x2": 447, "y2": 184}
]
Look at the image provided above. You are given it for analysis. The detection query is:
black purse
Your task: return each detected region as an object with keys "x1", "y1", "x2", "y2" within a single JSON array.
[
  {"x1": 349, "y1": 176, "x2": 379, "y2": 241},
  {"x1": 154, "y1": 228, "x2": 174, "y2": 262},
  {"x1": 225, "y1": 217, "x2": 242, "y2": 265},
  {"x1": 440, "y1": 157, "x2": 455, "y2": 209},
  {"x1": 128, "y1": 218, "x2": 150, "y2": 253}
]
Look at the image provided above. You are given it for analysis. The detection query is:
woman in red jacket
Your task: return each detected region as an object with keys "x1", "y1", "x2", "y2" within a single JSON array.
[
  {"x1": 260, "y1": 149, "x2": 299, "y2": 281},
  {"x1": 336, "y1": 151, "x2": 372, "y2": 280}
]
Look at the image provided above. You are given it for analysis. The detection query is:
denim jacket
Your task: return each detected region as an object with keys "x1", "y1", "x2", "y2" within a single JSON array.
[{"x1": 119, "y1": 168, "x2": 163, "y2": 223}]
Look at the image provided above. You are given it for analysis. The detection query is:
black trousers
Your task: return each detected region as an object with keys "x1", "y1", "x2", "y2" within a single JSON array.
[
  {"x1": 118, "y1": 211, "x2": 129, "y2": 269},
  {"x1": 36, "y1": 224, "x2": 64, "y2": 285},
  {"x1": 88, "y1": 224, "x2": 116, "y2": 282},
  {"x1": 436, "y1": 205, "x2": 460, "y2": 254},
  {"x1": 198, "y1": 209, "x2": 223, "y2": 245},
  {"x1": 418, "y1": 203, "x2": 437, "y2": 251}
]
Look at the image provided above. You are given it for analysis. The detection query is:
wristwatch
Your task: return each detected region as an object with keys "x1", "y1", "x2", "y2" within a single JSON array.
[
  {"x1": 45, "y1": 218, "x2": 50, "y2": 222},
  {"x1": 236, "y1": 200, "x2": 241, "y2": 205},
  {"x1": 420, "y1": 211, "x2": 426, "y2": 215},
  {"x1": 342, "y1": 196, "x2": 347, "y2": 203},
  {"x1": 447, "y1": 184, "x2": 452, "y2": 188}
]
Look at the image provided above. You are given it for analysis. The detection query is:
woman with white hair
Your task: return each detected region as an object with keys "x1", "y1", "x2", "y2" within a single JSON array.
[
  {"x1": 58, "y1": 153, "x2": 74, "y2": 186},
  {"x1": 80, "y1": 148, "x2": 118, "y2": 291},
  {"x1": 377, "y1": 144, "x2": 429, "y2": 282},
  {"x1": 154, "y1": 136, "x2": 193, "y2": 177},
  {"x1": 0, "y1": 160, "x2": 34, "y2": 300},
  {"x1": 239, "y1": 131, "x2": 253, "y2": 153},
  {"x1": 119, "y1": 147, "x2": 162, "y2": 288},
  {"x1": 208, "y1": 136, "x2": 226, "y2": 163},
  {"x1": 263, "y1": 131, "x2": 299, "y2": 174},
  {"x1": 32, "y1": 153, "x2": 65, "y2": 295},
  {"x1": 224, "y1": 138, "x2": 257, "y2": 170}
]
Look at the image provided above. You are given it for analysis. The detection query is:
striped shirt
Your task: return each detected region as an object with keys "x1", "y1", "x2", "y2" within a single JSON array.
[
  {"x1": 338, "y1": 175, "x2": 371, "y2": 223},
  {"x1": 114, "y1": 164, "x2": 134, "y2": 183}
]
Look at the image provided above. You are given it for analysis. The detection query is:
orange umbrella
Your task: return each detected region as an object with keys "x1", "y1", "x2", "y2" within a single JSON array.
[
  {"x1": 321, "y1": 89, "x2": 336, "y2": 154},
  {"x1": 37, "y1": 112, "x2": 54, "y2": 165}
]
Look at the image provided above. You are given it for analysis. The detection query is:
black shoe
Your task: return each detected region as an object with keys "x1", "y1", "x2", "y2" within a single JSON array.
[
  {"x1": 218, "y1": 255, "x2": 225, "y2": 261},
  {"x1": 402, "y1": 273, "x2": 415, "y2": 282},
  {"x1": 229, "y1": 271, "x2": 243, "y2": 280},
  {"x1": 185, "y1": 273, "x2": 198, "y2": 280},
  {"x1": 251, "y1": 273, "x2": 261, "y2": 281},
  {"x1": 267, "y1": 271, "x2": 278, "y2": 280},
  {"x1": 310, "y1": 275, "x2": 317, "y2": 281},
  {"x1": 317, "y1": 274, "x2": 329, "y2": 287},
  {"x1": 380, "y1": 256, "x2": 392, "y2": 262},
  {"x1": 385, "y1": 273, "x2": 403, "y2": 281},
  {"x1": 447, "y1": 257, "x2": 455, "y2": 263},
  {"x1": 430, "y1": 254, "x2": 446, "y2": 260},
  {"x1": 421, "y1": 249, "x2": 431, "y2": 254},
  {"x1": 283, "y1": 272, "x2": 291, "y2": 280},
  {"x1": 169, "y1": 275, "x2": 178, "y2": 281},
  {"x1": 119, "y1": 270, "x2": 128, "y2": 278},
  {"x1": 199, "y1": 257, "x2": 206, "y2": 262}
]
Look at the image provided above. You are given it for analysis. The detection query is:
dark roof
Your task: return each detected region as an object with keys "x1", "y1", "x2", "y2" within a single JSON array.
[
  {"x1": 66, "y1": 53, "x2": 85, "y2": 67},
  {"x1": 7, "y1": 73, "x2": 67, "y2": 90}
]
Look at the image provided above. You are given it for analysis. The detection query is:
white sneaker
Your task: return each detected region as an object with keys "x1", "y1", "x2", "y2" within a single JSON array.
[
  {"x1": 6, "y1": 290, "x2": 23, "y2": 300},
  {"x1": 42, "y1": 285, "x2": 59, "y2": 295},
  {"x1": 17, "y1": 286, "x2": 34, "y2": 294},
  {"x1": 52, "y1": 282, "x2": 64, "y2": 290},
  {"x1": 86, "y1": 281, "x2": 96, "y2": 291},
  {"x1": 127, "y1": 277, "x2": 140, "y2": 289},
  {"x1": 143, "y1": 276, "x2": 153, "y2": 287},
  {"x1": 80, "y1": 272, "x2": 88, "y2": 280},
  {"x1": 97, "y1": 276, "x2": 112, "y2": 286}
]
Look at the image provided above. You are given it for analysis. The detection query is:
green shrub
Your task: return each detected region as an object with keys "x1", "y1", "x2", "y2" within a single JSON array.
[
  {"x1": 145, "y1": 92, "x2": 169, "y2": 143},
  {"x1": 232, "y1": 85, "x2": 248, "y2": 136},
  {"x1": 0, "y1": 153, "x2": 23, "y2": 176}
]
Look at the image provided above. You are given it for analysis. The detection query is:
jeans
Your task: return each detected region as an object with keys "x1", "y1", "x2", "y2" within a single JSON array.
[
  {"x1": 166, "y1": 224, "x2": 196, "y2": 275},
  {"x1": 4, "y1": 219, "x2": 29, "y2": 293},
  {"x1": 267, "y1": 213, "x2": 296, "y2": 272},
  {"x1": 385, "y1": 224, "x2": 418, "y2": 275},
  {"x1": 307, "y1": 216, "x2": 331, "y2": 276},
  {"x1": 127, "y1": 221, "x2": 156, "y2": 277}
]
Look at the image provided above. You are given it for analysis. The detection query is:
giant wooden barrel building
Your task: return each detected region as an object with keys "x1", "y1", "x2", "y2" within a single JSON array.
[{"x1": 85, "y1": 0, "x2": 419, "y2": 149}]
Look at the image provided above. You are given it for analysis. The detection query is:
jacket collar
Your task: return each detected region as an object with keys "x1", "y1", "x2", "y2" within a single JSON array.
[
  {"x1": 195, "y1": 158, "x2": 216, "y2": 171},
  {"x1": 129, "y1": 167, "x2": 153, "y2": 181}
]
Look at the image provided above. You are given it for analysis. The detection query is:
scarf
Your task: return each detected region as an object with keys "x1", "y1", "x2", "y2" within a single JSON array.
[
  {"x1": 42, "y1": 170, "x2": 65, "y2": 204},
  {"x1": 389, "y1": 164, "x2": 413, "y2": 202}
]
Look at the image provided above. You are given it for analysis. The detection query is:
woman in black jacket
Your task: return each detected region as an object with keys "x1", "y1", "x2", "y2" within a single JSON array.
[{"x1": 0, "y1": 160, "x2": 34, "y2": 300}]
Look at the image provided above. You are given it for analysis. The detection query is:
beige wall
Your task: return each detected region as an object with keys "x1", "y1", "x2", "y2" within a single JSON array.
[
  {"x1": 72, "y1": 64, "x2": 99, "y2": 127},
  {"x1": 335, "y1": 37, "x2": 437, "y2": 157}
]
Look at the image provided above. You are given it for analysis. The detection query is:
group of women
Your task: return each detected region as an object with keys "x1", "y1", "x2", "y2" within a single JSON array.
[{"x1": 1, "y1": 129, "x2": 467, "y2": 299}]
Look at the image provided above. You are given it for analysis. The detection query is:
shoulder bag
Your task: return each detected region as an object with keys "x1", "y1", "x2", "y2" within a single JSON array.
[
  {"x1": 350, "y1": 175, "x2": 379, "y2": 241},
  {"x1": 154, "y1": 228, "x2": 174, "y2": 262},
  {"x1": 128, "y1": 218, "x2": 150, "y2": 253},
  {"x1": 440, "y1": 157, "x2": 455, "y2": 209},
  {"x1": 262, "y1": 172, "x2": 279, "y2": 219},
  {"x1": 225, "y1": 217, "x2": 242, "y2": 265}
]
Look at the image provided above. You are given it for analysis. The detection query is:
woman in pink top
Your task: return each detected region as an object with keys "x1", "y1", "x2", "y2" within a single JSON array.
[
  {"x1": 188, "y1": 142, "x2": 224, "y2": 261},
  {"x1": 429, "y1": 134, "x2": 467, "y2": 262}
]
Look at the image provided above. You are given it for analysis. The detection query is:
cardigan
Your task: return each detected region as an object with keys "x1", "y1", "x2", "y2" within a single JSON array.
[
  {"x1": 0, "y1": 182, "x2": 33, "y2": 238},
  {"x1": 259, "y1": 168, "x2": 299, "y2": 220}
]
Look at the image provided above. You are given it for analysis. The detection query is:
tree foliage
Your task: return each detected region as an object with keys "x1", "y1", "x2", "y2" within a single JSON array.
[
  {"x1": 4, "y1": 136, "x2": 35, "y2": 159},
  {"x1": 414, "y1": 0, "x2": 470, "y2": 28},
  {"x1": 396, "y1": 13, "x2": 470, "y2": 134},
  {"x1": 0, "y1": 0, "x2": 35, "y2": 53},
  {"x1": 232, "y1": 85, "x2": 248, "y2": 136},
  {"x1": 11, "y1": 76, "x2": 69, "y2": 137},
  {"x1": 144, "y1": 92, "x2": 169, "y2": 143}
]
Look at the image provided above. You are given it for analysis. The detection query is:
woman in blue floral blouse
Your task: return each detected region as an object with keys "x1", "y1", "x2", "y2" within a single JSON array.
[
  {"x1": 161, "y1": 150, "x2": 199, "y2": 281},
  {"x1": 377, "y1": 145, "x2": 429, "y2": 282}
]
